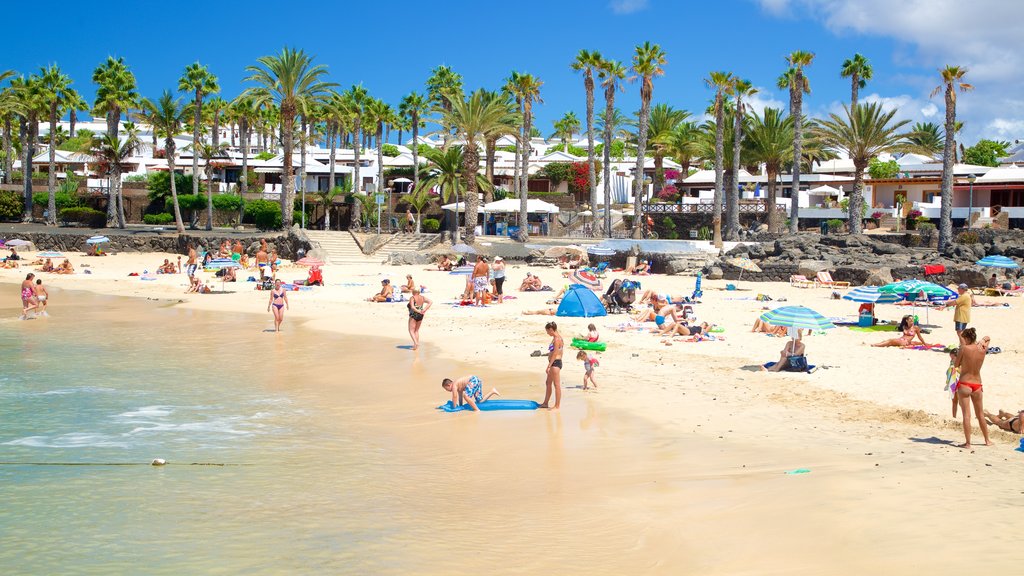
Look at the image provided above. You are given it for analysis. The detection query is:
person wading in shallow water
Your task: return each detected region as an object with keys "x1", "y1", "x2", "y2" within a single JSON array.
[
  {"x1": 539, "y1": 321, "x2": 563, "y2": 410},
  {"x1": 407, "y1": 287, "x2": 432, "y2": 350}
]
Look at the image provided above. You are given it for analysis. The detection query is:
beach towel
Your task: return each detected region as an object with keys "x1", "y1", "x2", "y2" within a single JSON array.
[
  {"x1": 763, "y1": 361, "x2": 817, "y2": 373},
  {"x1": 848, "y1": 325, "x2": 898, "y2": 332},
  {"x1": 923, "y1": 264, "x2": 946, "y2": 275},
  {"x1": 904, "y1": 344, "x2": 947, "y2": 351}
]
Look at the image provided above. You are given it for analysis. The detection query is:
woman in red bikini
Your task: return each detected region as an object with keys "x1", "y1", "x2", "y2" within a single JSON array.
[
  {"x1": 871, "y1": 315, "x2": 926, "y2": 348},
  {"x1": 953, "y1": 328, "x2": 993, "y2": 448}
]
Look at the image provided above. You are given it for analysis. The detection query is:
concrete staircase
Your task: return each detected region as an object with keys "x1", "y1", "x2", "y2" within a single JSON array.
[
  {"x1": 374, "y1": 233, "x2": 440, "y2": 256},
  {"x1": 304, "y1": 230, "x2": 382, "y2": 265}
]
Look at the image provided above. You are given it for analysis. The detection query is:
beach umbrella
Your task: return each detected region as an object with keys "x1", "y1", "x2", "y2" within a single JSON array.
[
  {"x1": 758, "y1": 305, "x2": 837, "y2": 331},
  {"x1": 879, "y1": 279, "x2": 956, "y2": 324},
  {"x1": 295, "y1": 257, "x2": 325, "y2": 267},
  {"x1": 38, "y1": 251, "x2": 64, "y2": 258},
  {"x1": 205, "y1": 258, "x2": 242, "y2": 292},
  {"x1": 842, "y1": 286, "x2": 903, "y2": 304},
  {"x1": 86, "y1": 236, "x2": 110, "y2": 245},
  {"x1": 587, "y1": 245, "x2": 616, "y2": 256},
  {"x1": 452, "y1": 243, "x2": 477, "y2": 255},
  {"x1": 976, "y1": 255, "x2": 1019, "y2": 269},
  {"x1": 5, "y1": 239, "x2": 32, "y2": 247},
  {"x1": 544, "y1": 245, "x2": 586, "y2": 258},
  {"x1": 726, "y1": 256, "x2": 762, "y2": 282},
  {"x1": 570, "y1": 269, "x2": 602, "y2": 290}
]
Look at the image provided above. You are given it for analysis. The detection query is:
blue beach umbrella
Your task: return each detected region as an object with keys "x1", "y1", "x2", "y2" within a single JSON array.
[
  {"x1": 842, "y1": 286, "x2": 903, "y2": 304},
  {"x1": 37, "y1": 251, "x2": 64, "y2": 258},
  {"x1": 976, "y1": 255, "x2": 1019, "y2": 269},
  {"x1": 86, "y1": 235, "x2": 110, "y2": 245},
  {"x1": 758, "y1": 305, "x2": 836, "y2": 331},
  {"x1": 879, "y1": 280, "x2": 956, "y2": 302}
]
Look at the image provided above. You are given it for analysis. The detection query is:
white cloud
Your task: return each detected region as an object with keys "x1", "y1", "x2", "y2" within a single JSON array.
[
  {"x1": 744, "y1": 88, "x2": 786, "y2": 116},
  {"x1": 754, "y1": 0, "x2": 1024, "y2": 143},
  {"x1": 609, "y1": 0, "x2": 649, "y2": 14},
  {"x1": 986, "y1": 119, "x2": 1024, "y2": 140}
]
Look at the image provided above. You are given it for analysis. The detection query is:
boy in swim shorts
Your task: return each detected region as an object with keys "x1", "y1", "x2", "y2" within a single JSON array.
[{"x1": 441, "y1": 376, "x2": 500, "y2": 411}]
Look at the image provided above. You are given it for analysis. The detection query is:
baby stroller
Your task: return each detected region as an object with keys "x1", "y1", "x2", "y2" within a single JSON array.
[{"x1": 605, "y1": 279, "x2": 639, "y2": 313}]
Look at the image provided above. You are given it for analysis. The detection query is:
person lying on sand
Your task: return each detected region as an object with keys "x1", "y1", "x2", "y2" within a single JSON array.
[
  {"x1": 661, "y1": 321, "x2": 711, "y2": 338},
  {"x1": 520, "y1": 272, "x2": 543, "y2": 292},
  {"x1": 368, "y1": 279, "x2": 394, "y2": 302},
  {"x1": 871, "y1": 315, "x2": 926, "y2": 348},
  {"x1": 752, "y1": 317, "x2": 788, "y2": 336},
  {"x1": 522, "y1": 308, "x2": 558, "y2": 316},
  {"x1": 441, "y1": 376, "x2": 500, "y2": 412},
  {"x1": 984, "y1": 409, "x2": 1024, "y2": 434},
  {"x1": 763, "y1": 331, "x2": 807, "y2": 372}
]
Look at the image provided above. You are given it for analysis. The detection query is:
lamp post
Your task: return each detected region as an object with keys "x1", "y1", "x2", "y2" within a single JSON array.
[{"x1": 967, "y1": 173, "x2": 977, "y2": 228}]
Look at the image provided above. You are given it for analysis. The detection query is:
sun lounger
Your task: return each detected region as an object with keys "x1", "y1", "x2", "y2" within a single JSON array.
[
  {"x1": 815, "y1": 271, "x2": 850, "y2": 289},
  {"x1": 789, "y1": 275, "x2": 816, "y2": 288}
]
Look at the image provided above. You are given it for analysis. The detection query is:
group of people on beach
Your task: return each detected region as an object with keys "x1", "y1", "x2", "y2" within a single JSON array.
[{"x1": 19, "y1": 273, "x2": 50, "y2": 319}]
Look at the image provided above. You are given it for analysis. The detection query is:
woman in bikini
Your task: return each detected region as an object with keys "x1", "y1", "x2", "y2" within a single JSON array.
[
  {"x1": 954, "y1": 328, "x2": 992, "y2": 447},
  {"x1": 20, "y1": 273, "x2": 37, "y2": 318},
  {"x1": 871, "y1": 315, "x2": 926, "y2": 348},
  {"x1": 985, "y1": 409, "x2": 1024, "y2": 434},
  {"x1": 266, "y1": 279, "x2": 289, "y2": 332},
  {"x1": 540, "y1": 321, "x2": 563, "y2": 410},
  {"x1": 407, "y1": 287, "x2": 432, "y2": 350}
]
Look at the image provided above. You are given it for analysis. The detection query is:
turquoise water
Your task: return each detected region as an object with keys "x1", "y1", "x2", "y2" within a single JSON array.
[{"x1": 0, "y1": 291, "x2": 699, "y2": 575}]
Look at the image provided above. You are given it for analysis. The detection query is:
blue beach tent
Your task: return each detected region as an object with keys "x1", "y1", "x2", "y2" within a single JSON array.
[{"x1": 556, "y1": 284, "x2": 607, "y2": 318}]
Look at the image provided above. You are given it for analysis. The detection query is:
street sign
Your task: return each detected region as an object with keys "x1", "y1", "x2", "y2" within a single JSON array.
[{"x1": 375, "y1": 194, "x2": 385, "y2": 205}]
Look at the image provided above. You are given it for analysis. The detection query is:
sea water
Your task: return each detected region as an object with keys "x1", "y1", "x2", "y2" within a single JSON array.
[{"x1": 0, "y1": 292, "x2": 714, "y2": 575}]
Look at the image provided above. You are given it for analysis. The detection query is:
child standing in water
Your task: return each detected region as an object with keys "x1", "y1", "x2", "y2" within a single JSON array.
[{"x1": 576, "y1": 350, "x2": 599, "y2": 390}]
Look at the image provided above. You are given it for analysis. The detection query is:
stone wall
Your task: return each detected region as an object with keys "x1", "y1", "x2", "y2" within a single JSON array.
[{"x1": 9, "y1": 228, "x2": 311, "y2": 259}]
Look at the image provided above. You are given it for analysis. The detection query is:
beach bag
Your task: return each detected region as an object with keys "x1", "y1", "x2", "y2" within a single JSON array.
[{"x1": 786, "y1": 355, "x2": 809, "y2": 372}]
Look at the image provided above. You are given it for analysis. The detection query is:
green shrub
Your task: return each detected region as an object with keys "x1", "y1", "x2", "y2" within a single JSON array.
[
  {"x1": 697, "y1": 226, "x2": 712, "y2": 241},
  {"x1": 255, "y1": 151, "x2": 276, "y2": 161},
  {"x1": 212, "y1": 193, "x2": 243, "y2": 213},
  {"x1": 0, "y1": 191, "x2": 23, "y2": 220},
  {"x1": 661, "y1": 216, "x2": 676, "y2": 230},
  {"x1": 59, "y1": 207, "x2": 106, "y2": 227},
  {"x1": 665, "y1": 230, "x2": 680, "y2": 239},
  {"x1": 917, "y1": 222, "x2": 936, "y2": 232},
  {"x1": 422, "y1": 218, "x2": 440, "y2": 233},
  {"x1": 245, "y1": 199, "x2": 282, "y2": 230},
  {"x1": 496, "y1": 145, "x2": 517, "y2": 154},
  {"x1": 826, "y1": 219, "x2": 845, "y2": 232},
  {"x1": 957, "y1": 230, "x2": 979, "y2": 245},
  {"x1": 868, "y1": 158, "x2": 900, "y2": 179},
  {"x1": 32, "y1": 192, "x2": 80, "y2": 211},
  {"x1": 172, "y1": 194, "x2": 208, "y2": 212},
  {"x1": 492, "y1": 187, "x2": 509, "y2": 201},
  {"x1": 143, "y1": 213, "x2": 174, "y2": 225},
  {"x1": 147, "y1": 172, "x2": 203, "y2": 202},
  {"x1": 124, "y1": 174, "x2": 148, "y2": 183},
  {"x1": 10, "y1": 171, "x2": 47, "y2": 181},
  {"x1": 381, "y1": 144, "x2": 400, "y2": 157}
]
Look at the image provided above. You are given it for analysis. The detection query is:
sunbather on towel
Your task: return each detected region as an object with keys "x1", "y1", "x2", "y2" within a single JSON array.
[
  {"x1": 872, "y1": 315, "x2": 926, "y2": 348},
  {"x1": 984, "y1": 409, "x2": 1024, "y2": 434},
  {"x1": 752, "y1": 317, "x2": 788, "y2": 337}
]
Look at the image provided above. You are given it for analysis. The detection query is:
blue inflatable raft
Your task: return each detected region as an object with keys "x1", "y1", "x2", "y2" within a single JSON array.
[{"x1": 437, "y1": 399, "x2": 540, "y2": 412}]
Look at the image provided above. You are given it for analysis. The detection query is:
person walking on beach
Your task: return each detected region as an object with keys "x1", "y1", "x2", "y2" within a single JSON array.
[
  {"x1": 576, "y1": 350, "x2": 599, "y2": 390},
  {"x1": 256, "y1": 243, "x2": 269, "y2": 279},
  {"x1": 406, "y1": 209, "x2": 415, "y2": 233},
  {"x1": 441, "y1": 376, "x2": 500, "y2": 412},
  {"x1": 20, "y1": 273, "x2": 37, "y2": 319},
  {"x1": 946, "y1": 283, "x2": 976, "y2": 338},
  {"x1": 33, "y1": 279, "x2": 49, "y2": 316},
  {"x1": 953, "y1": 328, "x2": 993, "y2": 448},
  {"x1": 491, "y1": 256, "x2": 506, "y2": 304},
  {"x1": 407, "y1": 287, "x2": 432, "y2": 350},
  {"x1": 267, "y1": 279, "x2": 289, "y2": 332},
  {"x1": 540, "y1": 321, "x2": 564, "y2": 410},
  {"x1": 472, "y1": 256, "x2": 490, "y2": 306},
  {"x1": 185, "y1": 244, "x2": 198, "y2": 278}
]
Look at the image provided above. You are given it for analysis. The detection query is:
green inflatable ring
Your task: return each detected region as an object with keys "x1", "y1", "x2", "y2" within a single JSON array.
[{"x1": 571, "y1": 338, "x2": 606, "y2": 351}]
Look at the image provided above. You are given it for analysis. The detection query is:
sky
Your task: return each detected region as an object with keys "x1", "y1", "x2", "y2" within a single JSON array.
[{"x1": 4, "y1": 0, "x2": 1021, "y2": 146}]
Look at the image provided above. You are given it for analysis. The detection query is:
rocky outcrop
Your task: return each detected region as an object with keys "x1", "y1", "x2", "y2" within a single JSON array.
[{"x1": 11, "y1": 229, "x2": 311, "y2": 259}]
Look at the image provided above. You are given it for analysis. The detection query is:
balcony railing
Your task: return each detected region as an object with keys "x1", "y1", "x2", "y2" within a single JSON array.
[{"x1": 642, "y1": 201, "x2": 784, "y2": 214}]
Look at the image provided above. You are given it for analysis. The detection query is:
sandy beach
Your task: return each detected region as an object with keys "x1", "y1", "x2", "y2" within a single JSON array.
[{"x1": 3, "y1": 246, "x2": 1023, "y2": 573}]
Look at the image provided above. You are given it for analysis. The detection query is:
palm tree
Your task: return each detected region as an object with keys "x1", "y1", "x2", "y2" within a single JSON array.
[
  {"x1": 425, "y1": 65, "x2": 463, "y2": 145},
  {"x1": 439, "y1": 90, "x2": 513, "y2": 244},
  {"x1": 727, "y1": 79, "x2": 756, "y2": 240},
  {"x1": 315, "y1": 184, "x2": 346, "y2": 230},
  {"x1": 630, "y1": 41, "x2": 667, "y2": 238},
  {"x1": 647, "y1": 104, "x2": 689, "y2": 196},
  {"x1": 814, "y1": 103, "x2": 912, "y2": 234},
  {"x1": 12, "y1": 74, "x2": 46, "y2": 221},
  {"x1": 321, "y1": 90, "x2": 350, "y2": 210},
  {"x1": 746, "y1": 108, "x2": 794, "y2": 233},
  {"x1": 399, "y1": 91, "x2": 429, "y2": 200},
  {"x1": 92, "y1": 56, "x2": 138, "y2": 227},
  {"x1": 400, "y1": 187, "x2": 432, "y2": 233},
  {"x1": 840, "y1": 53, "x2": 873, "y2": 108},
  {"x1": 178, "y1": 63, "x2": 219, "y2": 203},
  {"x1": 932, "y1": 66, "x2": 973, "y2": 250},
  {"x1": 231, "y1": 95, "x2": 260, "y2": 210},
  {"x1": 907, "y1": 121, "x2": 944, "y2": 158},
  {"x1": 779, "y1": 50, "x2": 814, "y2": 234},
  {"x1": 206, "y1": 96, "x2": 228, "y2": 148},
  {"x1": 38, "y1": 64, "x2": 73, "y2": 225},
  {"x1": 65, "y1": 89, "x2": 88, "y2": 138},
  {"x1": 572, "y1": 49, "x2": 603, "y2": 231},
  {"x1": 191, "y1": 141, "x2": 230, "y2": 229},
  {"x1": 416, "y1": 145, "x2": 490, "y2": 237},
  {"x1": 665, "y1": 120, "x2": 701, "y2": 177},
  {"x1": 705, "y1": 71, "x2": 733, "y2": 247},
  {"x1": 478, "y1": 89, "x2": 517, "y2": 203},
  {"x1": 142, "y1": 91, "x2": 188, "y2": 232},
  {"x1": 90, "y1": 129, "x2": 143, "y2": 224},
  {"x1": 244, "y1": 48, "x2": 335, "y2": 228},
  {"x1": 0, "y1": 75, "x2": 22, "y2": 186},
  {"x1": 597, "y1": 59, "x2": 626, "y2": 237},
  {"x1": 507, "y1": 72, "x2": 543, "y2": 241},
  {"x1": 550, "y1": 111, "x2": 581, "y2": 153},
  {"x1": 343, "y1": 84, "x2": 369, "y2": 228},
  {"x1": 367, "y1": 97, "x2": 394, "y2": 228}
]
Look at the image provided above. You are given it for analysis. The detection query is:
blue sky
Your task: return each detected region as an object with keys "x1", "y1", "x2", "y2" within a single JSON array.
[{"x1": 4, "y1": 0, "x2": 1021, "y2": 144}]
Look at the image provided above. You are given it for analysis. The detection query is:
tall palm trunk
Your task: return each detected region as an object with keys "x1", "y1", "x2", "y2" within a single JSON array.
[
  {"x1": 518, "y1": 99, "x2": 533, "y2": 241},
  {"x1": 850, "y1": 72, "x2": 859, "y2": 108},
  {"x1": 376, "y1": 120, "x2": 384, "y2": 231},
  {"x1": 712, "y1": 95, "x2": 725, "y2": 247},
  {"x1": 727, "y1": 93, "x2": 744, "y2": 240},
  {"x1": 280, "y1": 104, "x2": 295, "y2": 227},
  {"x1": 69, "y1": 109, "x2": 77, "y2": 138},
  {"x1": 192, "y1": 89, "x2": 202, "y2": 198},
  {"x1": 299, "y1": 115, "x2": 308, "y2": 228},
  {"x1": 584, "y1": 70, "x2": 598, "y2": 229},
  {"x1": 602, "y1": 84, "x2": 615, "y2": 238},
  {"x1": 47, "y1": 101, "x2": 58, "y2": 225},
  {"x1": 411, "y1": 113, "x2": 420, "y2": 197},
  {"x1": 463, "y1": 143, "x2": 480, "y2": 244},
  {"x1": 239, "y1": 116, "x2": 249, "y2": 225},
  {"x1": 632, "y1": 82, "x2": 652, "y2": 239},
  {"x1": 212, "y1": 110, "x2": 221, "y2": 148},
  {"x1": 327, "y1": 121, "x2": 336, "y2": 230},
  {"x1": 230, "y1": 121, "x2": 236, "y2": 148},
  {"x1": 21, "y1": 117, "x2": 34, "y2": 221},
  {"x1": 484, "y1": 136, "x2": 496, "y2": 203},
  {"x1": 351, "y1": 122, "x2": 362, "y2": 228},
  {"x1": 789, "y1": 72, "x2": 804, "y2": 234},
  {"x1": 653, "y1": 154, "x2": 665, "y2": 195},
  {"x1": 167, "y1": 140, "x2": 185, "y2": 233},
  {"x1": 766, "y1": 166, "x2": 780, "y2": 233},
  {"x1": 2, "y1": 115, "x2": 12, "y2": 185},
  {"x1": 106, "y1": 108, "x2": 125, "y2": 228},
  {"x1": 849, "y1": 161, "x2": 866, "y2": 234},
  {"x1": 938, "y1": 85, "x2": 956, "y2": 251}
]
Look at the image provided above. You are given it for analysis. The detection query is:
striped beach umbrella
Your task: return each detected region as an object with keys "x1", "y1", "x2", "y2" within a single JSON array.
[
  {"x1": 727, "y1": 256, "x2": 762, "y2": 282},
  {"x1": 758, "y1": 306, "x2": 836, "y2": 331},
  {"x1": 976, "y1": 255, "x2": 1019, "y2": 269},
  {"x1": 842, "y1": 286, "x2": 903, "y2": 304},
  {"x1": 879, "y1": 280, "x2": 956, "y2": 302}
]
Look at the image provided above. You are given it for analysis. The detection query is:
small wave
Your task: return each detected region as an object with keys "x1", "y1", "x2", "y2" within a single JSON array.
[
  {"x1": 115, "y1": 405, "x2": 175, "y2": 419},
  {"x1": 3, "y1": 432, "x2": 130, "y2": 449},
  {"x1": 40, "y1": 386, "x2": 117, "y2": 396}
]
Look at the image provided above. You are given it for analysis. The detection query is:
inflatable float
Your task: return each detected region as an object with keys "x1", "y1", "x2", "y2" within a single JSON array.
[
  {"x1": 571, "y1": 338, "x2": 606, "y2": 351},
  {"x1": 437, "y1": 399, "x2": 540, "y2": 412}
]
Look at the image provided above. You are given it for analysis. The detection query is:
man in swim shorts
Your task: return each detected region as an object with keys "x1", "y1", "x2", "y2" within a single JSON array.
[
  {"x1": 953, "y1": 328, "x2": 992, "y2": 448},
  {"x1": 185, "y1": 243, "x2": 198, "y2": 278},
  {"x1": 472, "y1": 256, "x2": 490, "y2": 306},
  {"x1": 442, "y1": 376, "x2": 499, "y2": 412}
]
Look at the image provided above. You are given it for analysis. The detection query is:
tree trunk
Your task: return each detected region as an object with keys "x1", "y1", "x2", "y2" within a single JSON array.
[
  {"x1": 69, "y1": 109, "x2": 77, "y2": 138},
  {"x1": 727, "y1": 94, "x2": 743, "y2": 240},
  {"x1": 212, "y1": 109, "x2": 220, "y2": 148},
  {"x1": 513, "y1": 125, "x2": 521, "y2": 215},
  {"x1": 766, "y1": 166, "x2": 779, "y2": 233},
  {"x1": 2, "y1": 115, "x2": 12, "y2": 185},
  {"x1": 484, "y1": 136, "x2": 496, "y2": 204},
  {"x1": 463, "y1": 142, "x2": 480, "y2": 244},
  {"x1": 938, "y1": 84, "x2": 955, "y2": 252},
  {"x1": 280, "y1": 105, "x2": 295, "y2": 228},
  {"x1": 632, "y1": 80, "x2": 653, "y2": 239},
  {"x1": 653, "y1": 154, "x2": 665, "y2": 199},
  {"x1": 376, "y1": 121, "x2": 384, "y2": 231},
  {"x1": 21, "y1": 117, "x2": 33, "y2": 221},
  {"x1": 230, "y1": 121, "x2": 236, "y2": 148},
  {"x1": 585, "y1": 69, "x2": 598, "y2": 235},
  {"x1": 848, "y1": 163, "x2": 865, "y2": 234},
  {"x1": 193, "y1": 89, "x2": 202, "y2": 198},
  {"x1": 517, "y1": 99, "x2": 532, "y2": 242},
  {"x1": 712, "y1": 93, "x2": 725, "y2": 247},
  {"x1": 351, "y1": 123, "x2": 362, "y2": 228},
  {"x1": 106, "y1": 109, "x2": 119, "y2": 227},
  {"x1": 206, "y1": 166, "x2": 214, "y2": 229},
  {"x1": 411, "y1": 113, "x2": 420, "y2": 196},
  {"x1": 851, "y1": 72, "x2": 859, "y2": 108},
  {"x1": 603, "y1": 84, "x2": 615, "y2": 238},
  {"x1": 47, "y1": 102, "x2": 58, "y2": 226},
  {"x1": 167, "y1": 140, "x2": 185, "y2": 233},
  {"x1": 239, "y1": 117, "x2": 249, "y2": 225},
  {"x1": 789, "y1": 73, "x2": 804, "y2": 234},
  {"x1": 299, "y1": 116, "x2": 308, "y2": 228}
]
